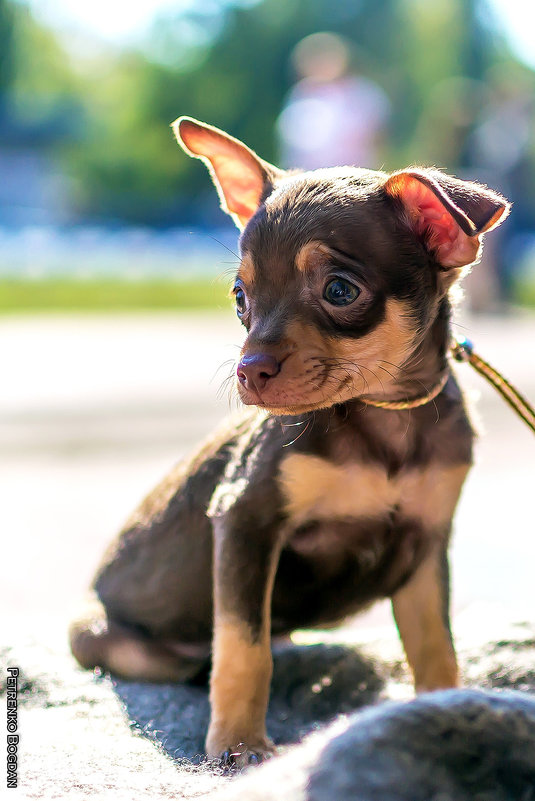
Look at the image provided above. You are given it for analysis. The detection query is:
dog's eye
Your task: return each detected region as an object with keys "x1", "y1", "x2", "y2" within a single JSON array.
[
  {"x1": 323, "y1": 279, "x2": 360, "y2": 306},
  {"x1": 235, "y1": 287, "x2": 247, "y2": 315}
]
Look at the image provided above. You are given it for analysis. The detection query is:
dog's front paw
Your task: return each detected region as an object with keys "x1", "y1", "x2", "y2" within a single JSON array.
[
  {"x1": 207, "y1": 730, "x2": 275, "y2": 770},
  {"x1": 220, "y1": 742, "x2": 275, "y2": 770}
]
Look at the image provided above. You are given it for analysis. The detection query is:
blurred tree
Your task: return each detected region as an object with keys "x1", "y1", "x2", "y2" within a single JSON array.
[
  {"x1": 2, "y1": 0, "x2": 532, "y2": 227},
  {"x1": 67, "y1": 0, "x2": 408, "y2": 225},
  {"x1": 1, "y1": 2, "x2": 83, "y2": 144},
  {"x1": 0, "y1": 0, "x2": 15, "y2": 124}
]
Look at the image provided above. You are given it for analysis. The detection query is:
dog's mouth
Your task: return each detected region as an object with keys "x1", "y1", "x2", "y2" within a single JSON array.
[
  {"x1": 237, "y1": 373, "x2": 355, "y2": 415},
  {"x1": 234, "y1": 340, "x2": 409, "y2": 414}
]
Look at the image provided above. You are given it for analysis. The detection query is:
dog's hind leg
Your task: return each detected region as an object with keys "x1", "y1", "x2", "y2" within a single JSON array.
[{"x1": 69, "y1": 594, "x2": 208, "y2": 683}]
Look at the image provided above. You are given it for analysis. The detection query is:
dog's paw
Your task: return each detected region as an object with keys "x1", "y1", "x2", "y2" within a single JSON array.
[
  {"x1": 219, "y1": 741, "x2": 275, "y2": 770},
  {"x1": 206, "y1": 724, "x2": 276, "y2": 769}
]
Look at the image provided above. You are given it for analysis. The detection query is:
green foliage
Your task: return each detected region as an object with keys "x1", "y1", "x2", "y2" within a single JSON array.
[
  {"x1": 1, "y1": 0, "x2": 533, "y2": 226},
  {"x1": 7, "y1": 3, "x2": 83, "y2": 130},
  {"x1": 0, "y1": 0, "x2": 15, "y2": 98},
  {"x1": 64, "y1": 0, "x2": 409, "y2": 223},
  {"x1": 0, "y1": 277, "x2": 232, "y2": 312}
]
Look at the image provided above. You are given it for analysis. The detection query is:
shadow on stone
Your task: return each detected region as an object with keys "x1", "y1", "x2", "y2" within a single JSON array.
[{"x1": 113, "y1": 642, "x2": 384, "y2": 763}]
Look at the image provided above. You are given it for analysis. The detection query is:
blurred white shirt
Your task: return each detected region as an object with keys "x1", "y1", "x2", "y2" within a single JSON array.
[{"x1": 277, "y1": 75, "x2": 391, "y2": 170}]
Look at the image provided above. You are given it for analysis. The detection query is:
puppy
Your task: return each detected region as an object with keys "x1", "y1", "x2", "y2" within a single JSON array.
[{"x1": 69, "y1": 117, "x2": 510, "y2": 767}]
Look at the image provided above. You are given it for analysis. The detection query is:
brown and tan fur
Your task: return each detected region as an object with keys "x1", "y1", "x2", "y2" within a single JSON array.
[{"x1": 69, "y1": 117, "x2": 510, "y2": 767}]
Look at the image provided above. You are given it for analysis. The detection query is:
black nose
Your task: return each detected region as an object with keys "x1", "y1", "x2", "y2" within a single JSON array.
[{"x1": 237, "y1": 353, "x2": 280, "y2": 393}]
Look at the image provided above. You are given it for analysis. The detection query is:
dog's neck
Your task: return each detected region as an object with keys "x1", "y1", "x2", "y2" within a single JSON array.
[{"x1": 364, "y1": 296, "x2": 452, "y2": 405}]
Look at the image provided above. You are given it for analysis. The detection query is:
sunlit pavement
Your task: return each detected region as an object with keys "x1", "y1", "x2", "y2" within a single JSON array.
[{"x1": 2, "y1": 310, "x2": 534, "y2": 636}]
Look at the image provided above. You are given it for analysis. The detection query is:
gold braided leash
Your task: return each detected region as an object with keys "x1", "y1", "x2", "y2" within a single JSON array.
[
  {"x1": 451, "y1": 336, "x2": 535, "y2": 435},
  {"x1": 361, "y1": 336, "x2": 535, "y2": 433}
]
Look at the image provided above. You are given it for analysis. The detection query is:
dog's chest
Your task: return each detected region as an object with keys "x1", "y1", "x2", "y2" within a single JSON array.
[{"x1": 278, "y1": 452, "x2": 468, "y2": 559}]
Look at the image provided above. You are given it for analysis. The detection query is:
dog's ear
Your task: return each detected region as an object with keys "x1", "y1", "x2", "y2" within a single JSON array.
[
  {"x1": 384, "y1": 168, "x2": 510, "y2": 273},
  {"x1": 172, "y1": 116, "x2": 283, "y2": 229}
]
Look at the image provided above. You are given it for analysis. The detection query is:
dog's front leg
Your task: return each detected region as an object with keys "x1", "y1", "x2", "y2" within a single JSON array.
[
  {"x1": 391, "y1": 541, "x2": 458, "y2": 693},
  {"x1": 206, "y1": 516, "x2": 282, "y2": 766}
]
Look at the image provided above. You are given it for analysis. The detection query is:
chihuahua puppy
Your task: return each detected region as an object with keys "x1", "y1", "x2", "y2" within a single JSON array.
[{"x1": 70, "y1": 117, "x2": 510, "y2": 767}]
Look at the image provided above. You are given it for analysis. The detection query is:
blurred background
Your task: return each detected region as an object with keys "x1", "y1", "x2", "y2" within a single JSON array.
[{"x1": 1, "y1": 0, "x2": 534, "y2": 638}]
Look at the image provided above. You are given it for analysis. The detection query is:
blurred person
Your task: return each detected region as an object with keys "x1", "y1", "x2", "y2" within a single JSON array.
[{"x1": 277, "y1": 32, "x2": 391, "y2": 170}]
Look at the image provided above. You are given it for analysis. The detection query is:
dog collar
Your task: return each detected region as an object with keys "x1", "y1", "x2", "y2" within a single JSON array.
[
  {"x1": 360, "y1": 370, "x2": 450, "y2": 411},
  {"x1": 361, "y1": 335, "x2": 535, "y2": 431}
]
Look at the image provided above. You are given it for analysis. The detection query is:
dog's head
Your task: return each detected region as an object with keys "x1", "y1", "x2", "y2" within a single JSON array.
[{"x1": 174, "y1": 116, "x2": 510, "y2": 414}]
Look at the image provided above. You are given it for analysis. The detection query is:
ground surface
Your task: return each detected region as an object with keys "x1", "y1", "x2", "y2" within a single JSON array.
[
  {"x1": 2, "y1": 620, "x2": 535, "y2": 800},
  {"x1": 1, "y1": 309, "x2": 534, "y2": 798}
]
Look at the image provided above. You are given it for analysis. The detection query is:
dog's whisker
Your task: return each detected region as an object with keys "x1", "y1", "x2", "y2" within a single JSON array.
[
  {"x1": 357, "y1": 363, "x2": 386, "y2": 396},
  {"x1": 379, "y1": 359, "x2": 437, "y2": 396},
  {"x1": 402, "y1": 409, "x2": 412, "y2": 440},
  {"x1": 283, "y1": 414, "x2": 313, "y2": 447},
  {"x1": 217, "y1": 383, "x2": 235, "y2": 403},
  {"x1": 377, "y1": 359, "x2": 441, "y2": 423},
  {"x1": 206, "y1": 233, "x2": 241, "y2": 261},
  {"x1": 212, "y1": 359, "x2": 237, "y2": 385}
]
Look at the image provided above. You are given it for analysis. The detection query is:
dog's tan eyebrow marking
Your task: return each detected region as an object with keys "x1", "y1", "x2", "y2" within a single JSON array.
[
  {"x1": 295, "y1": 240, "x2": 331, "y2": 273},
  {"x1": 237, "y1": 252, "x2": 255, "y2": 285}
]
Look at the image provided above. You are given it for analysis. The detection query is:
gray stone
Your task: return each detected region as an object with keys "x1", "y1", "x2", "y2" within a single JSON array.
[
  {"x1": 2, "y1": 621, "x2": 534, "y2": 799},
  {"x1": 308, "y1": 689, "x2": 535, "y2": 801}
]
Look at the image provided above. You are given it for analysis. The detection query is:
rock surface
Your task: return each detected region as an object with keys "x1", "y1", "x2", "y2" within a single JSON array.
[{"x1": 2, "y1": 620, "x2": 535, "y2": 800}]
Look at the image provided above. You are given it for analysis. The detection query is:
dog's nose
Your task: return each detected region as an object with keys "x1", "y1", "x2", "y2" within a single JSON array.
[{"x1": 237, "y1": 353, "x2": 280, "y2": 393}]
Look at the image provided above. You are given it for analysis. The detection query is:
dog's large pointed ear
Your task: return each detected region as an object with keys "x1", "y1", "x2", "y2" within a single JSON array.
[
  {"x1": 384, "y1": 168, "x2": 510, "y2": 272},
  {"x1": 172, "y1": 116, "x2": 284, "y2": 229}
]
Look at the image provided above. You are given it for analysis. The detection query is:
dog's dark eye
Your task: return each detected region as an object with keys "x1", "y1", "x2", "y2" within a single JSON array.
[
  {"x1": 323, "y1": 279, "x2": 360, "y2": 306},
  {"x1": 235, "y1": 287, "x2": 247, "y2": 315}
]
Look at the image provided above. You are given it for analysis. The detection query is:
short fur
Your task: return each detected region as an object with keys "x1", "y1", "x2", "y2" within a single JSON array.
[{"x1": 69, "y1": 117, "x2": 510, "y2": 766}]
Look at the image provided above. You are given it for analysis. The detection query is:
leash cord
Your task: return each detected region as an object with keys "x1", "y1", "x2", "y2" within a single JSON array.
[
  {"x1": 360, "y1": 371, "x2": 449, "y2": 410},
  {"x1": 451, "y1": 336, "x2": 535, "y2": 435}
]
